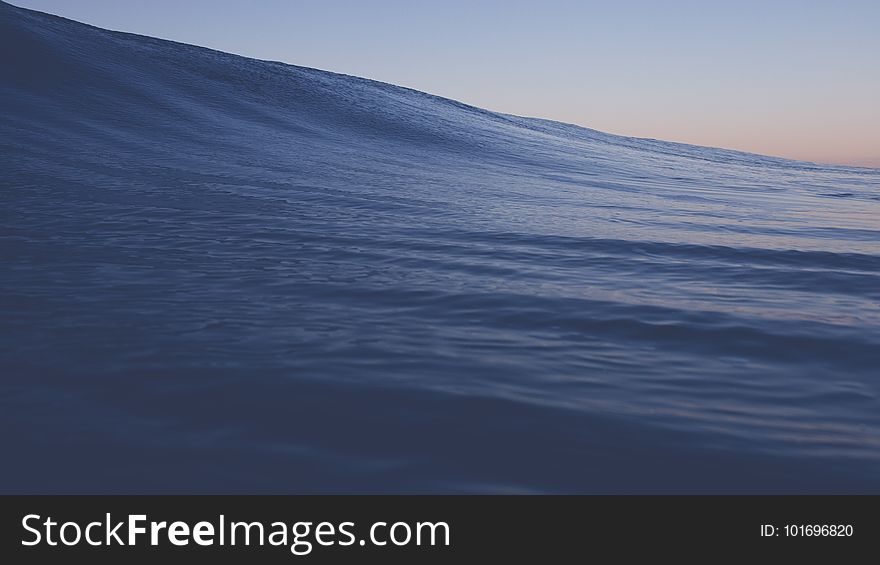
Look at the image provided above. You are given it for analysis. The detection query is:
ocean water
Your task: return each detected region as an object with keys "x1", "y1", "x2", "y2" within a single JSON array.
[{"x1": 2, "y1": 2, "x2": 879, "y2": 493}]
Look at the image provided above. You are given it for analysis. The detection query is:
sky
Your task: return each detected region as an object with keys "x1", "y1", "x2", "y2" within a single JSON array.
[{"x1": 13, "y1": 0, "x2": 879, "y2": 167}]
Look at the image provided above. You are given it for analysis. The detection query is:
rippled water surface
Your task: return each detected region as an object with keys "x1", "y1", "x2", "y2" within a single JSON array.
[{"x1": 2, "y1": 2, "x2": 879, "y2": 492}]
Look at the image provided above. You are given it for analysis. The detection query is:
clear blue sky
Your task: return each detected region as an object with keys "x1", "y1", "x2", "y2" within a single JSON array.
[{"x1": 13, "y1": 0, "x2": 880, "y2": 167}]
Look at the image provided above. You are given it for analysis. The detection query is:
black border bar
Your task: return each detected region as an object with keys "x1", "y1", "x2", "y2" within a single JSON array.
[{"x1": 2, "y1": 495, "x2": 876, "y2": 562}]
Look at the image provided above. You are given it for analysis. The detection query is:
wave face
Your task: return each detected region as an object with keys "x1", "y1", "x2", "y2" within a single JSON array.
[{"x1": 2, "y1": 1, "x2": 880, "y2": 493}]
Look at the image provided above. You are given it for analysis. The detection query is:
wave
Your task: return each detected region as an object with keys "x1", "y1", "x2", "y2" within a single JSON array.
[{"x1": 2, "y1": 1, "x2": 879, "y2": 493}]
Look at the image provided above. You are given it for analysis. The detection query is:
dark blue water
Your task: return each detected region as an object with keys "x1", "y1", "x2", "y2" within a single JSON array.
[{"x1": 2, "y1": 2, "x2": 879, "y2": 493}]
